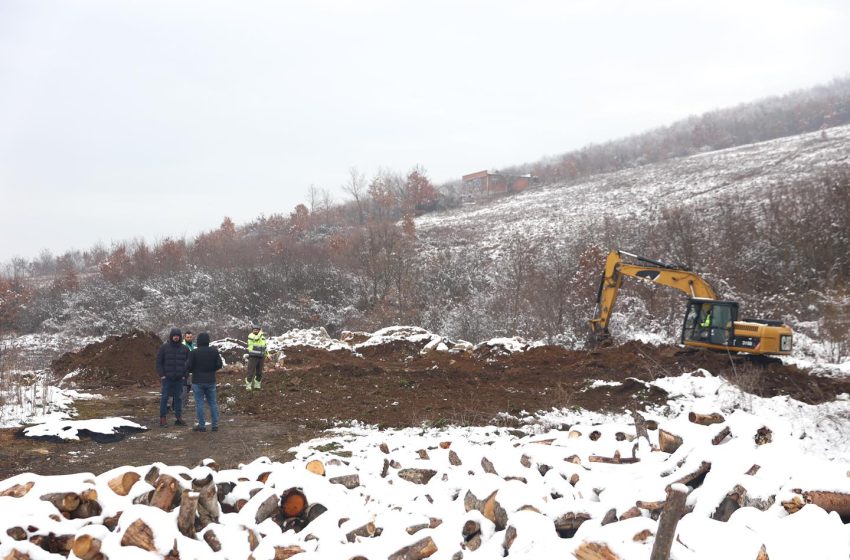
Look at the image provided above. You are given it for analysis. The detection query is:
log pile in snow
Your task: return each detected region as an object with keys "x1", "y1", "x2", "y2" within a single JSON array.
[{"x1": 1, "y1": 394, "x2": 850, "y2": 559}]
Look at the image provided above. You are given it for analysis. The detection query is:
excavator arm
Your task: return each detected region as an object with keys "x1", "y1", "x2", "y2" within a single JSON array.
[{"x1": 589, "y1": 250, "x2": 718, "y2": 335}]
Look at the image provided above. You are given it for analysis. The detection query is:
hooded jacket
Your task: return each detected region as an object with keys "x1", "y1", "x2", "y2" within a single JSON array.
[
  {"x1": 156, "y1": 328, "x2": 190, "y2": 379},
  {"x1": 185, "y1": 332, "x2": 223, "y2": 385}
]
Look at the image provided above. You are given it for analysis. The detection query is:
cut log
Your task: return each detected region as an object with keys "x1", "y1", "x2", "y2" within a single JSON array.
[
  {"x1": 755, "y1": 426, "x2": 772, "y2": 445},
  {"x1": 0, "y1": 481, "x2": 34, "y2": 498},
  {"x1": 448, "y1": 450, "x2": 462, "y2": 466},
  {"x1": 380, "y1": 442, "x2": 390, "y2": 454},
  {"x1": 481, "y1": 457, "x2": 497, "y2": 475},
  {"x1": 103, "y1": 514, "x2": 121, "y2": 532},
  {"x1": 3, "y1": 548, "x2": 32, "y2": 560},
  {"x1": 305, "y1": 460, "x2": 325, "y2": 476},
  {"x1": 72, "y1": 535, "x2": 102, "y2": 560},
  {"x1": 280, "y1": 488, "x2": 308, "y2": 519},
  {"x1": 329, "y1": 474, "x2": 360, "y2": 489},
  {"x1": 346, "y1": 521, "x2": 382, "y2": 542},
  {"x1": 633, "y1": 411, "x2": 649, "y2": 441},
  {"x1": 121, "y1": 519, "x2": 156, "y2": 552},
  {"x1": 589, "y1": 430, "x2": 602, "y2": 441},
  {"x1": 658, "y1": 429, "x2": 683, "y2": 454},
  {"x1": 246, "y1": 527, "x2": 260, "y2": 551},
  {"x1": 203, "y1": 530, "x2": 222, "y2": 552},
  {"x1": 589, "y1": 452, "x2": 639, "y2": 465},
  {"x1": 6, "y1": 527, "x2": 27, "y2": 541},
  {"x1": 649, "y1": 485, "x2": 689, "y2": 560},
  {"x1": 711, "y1": 426, "x2": 732, "y2": 445},
  {"x1": 273, "y1": 545, "x2": 305, "y2": 559},
  {"x1": 619, "y1": 506, "x2": 642, "y2": 521},
  {"x1": 108, "y1": 471, "x2": 141, "y2": 496},
  {"x1": 461, "y1": 519, "x2": 481, "y2": 543},
  {"x1": 381, "y1": 458, "x2": 390, "y2": 478},
  {"x1": 29, "y1": 533, "x2": 74, "y2": 555},
  {"x1": 257, "y1": 471, "x2": 272, "y2": 484},
  {"x1": 417, "y1": 449, "x2": 430, "y2": 460},
  {"x1": 574, "y1": 542, "x2": 621, "y2": 560},
  {"x1": 503, "y1": 525, "x2": 517, "y2": 553},
  {"x1": 192, "y1": 474, "x2": 220, "y2": 527},
  {"x1": 73, "y1": 498, "x2": 103, "y2": 519},
  {"x1": 756, "y1": 545, "x2": 769, "y2": 560},
  {"x1": 520, "y1": 454, "x2": 531, "y2": 468},
  {"x1": 40, "y1": 492, "x2": 80, "y2": 513},
  {"x1": 670, "y1": 461, "x2": 711, "y2": 489},
  {"x1": 177, "y1": 490, "x2": 199, "y2": 538},
  {"x1": 387, "y1": 536, "x2": 438, "y2": 560},
  {"x1": 464, "y1": 490, "x2": 508, "y2": 530},
  {"x1": 802, "y1": 490, "x2": 850, "y2": 519},
  {"x1": 150, "y1": 475, "x2": 180, "y2": 512},
  {"x1": 255, "y1": 493, "x2": 280, "y2": 524},
  {"x1": 553, "y1": 512, "x2": 591, "y2": 538},
  {"x1": 688, "y1": 412, "x2": 725, "y2": 425},
  {"x1": 439, "y1": 441, "x2": 451, "y2": 449},
  {"x1": 636, "y1": 500, "x2": 665, "y2": 514},
  {"x1": 303, "y1": 502, "x2": 328, "y2": 525},
  {"x1": 601, "y1": 509, "x2": 618, "y2": 526},
  {"x1": 144, "y1": 466, "x2": 160, "y2": 485},
  {"x1": 398, "y1": 469, "x2": 437, "y2": 485}
]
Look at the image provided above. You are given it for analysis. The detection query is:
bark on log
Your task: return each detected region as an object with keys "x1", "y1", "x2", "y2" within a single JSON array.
[
  {"x1": 601, "y1": 509, "x2": 618, "y2": 526},
  {"x1": 280, "y1": 488, "x2": 308, "y2": 519},
  {"x1": 387, "y1": 536, "x2": 438, "y2": 560},
  {"x1": 150, "y1": 475, "x2": 180, "y2": 512},
  {"x1": 633, "y1": 411, "x2": 649, "y2": 441},
  {"x1": 619, "y1": 506, "x2": 642, "y2": 520},
  {"x1": 553, "y1": 512, "x2": 591, "y2": 538},
  {"x1": 589, "y1": 430, "x2": 602, "y2": 441},
  {"x1": 73, "y1": 498, "x2": 103, "y2": 519},
  {"x1": 658, "y1": 430, "x2": 683, "y2": 454},
  {"x1": 6, "y1": 527, "x2": 27, "y2": 541},
  {"x1": 330, "y1": 474, "x2": 360, "y2": 489},
  {"x1": 574, "y1": 542, "x2": 621, "y2": 560},
  {"x1": 72, "y1": 535, "x2": 102, "y2": 560},
  {"x1": 108, "y1": 472, "x2": 141, "y2": 496},
  {"x1": 192, "y1": 473, "x2": 220, "y2": 527},
  {"x1": 589, "y1": 452, "x2": 639, "y2": 465},
  {"x1": 255, "y1": 493, "x2": 281, "y2": 524},
  {"x1": 177, "y1": 490, "x2": 199, "y2": 538},
  {"x1": 439, "y1": 441, "x2": 451, "y2": 449},
  {"x1": 0, "y1": 481, "x2": 34, "y2": 498},
  {"x1": 30, "y1": 533, "x2": 74, "y2": 555},
  {"x1": 398, "y1": 469, "x2": 437, "y2": 485},
  {"x1": 203, "y1": 530, "x2": 222, "y2": 552},
  {"x1": 801, "y1": 490, "x2": 850, "y2": 519},
  {"x1": 379, "y1": 442, "x2": 390, "y2": 454},
  {"x1": 688, "y1": 412, "x2": 725, "y2": 425},
  {"x1": 144, "y1": 466, "x2": 160, "y2": 485},
  {"x1": 448, "y1": 450, "x2": 462, "y2": 466},
  {"x1": 503, "y1": 525, "x2": 517, "y2": 553},
  {"x1": 520, "y1": 454, "x2": 531, "y2": 468},
  {"x1": 305, "y1": 459, "x2": 325, "y2": 476},
  {"x1": 461, "y1": 519, "x2": 481, "y2": 546},
  {"x1": 345, "y1": 521, "x2": 382, "y2": 542},
  {"x1": 3, "y1": 549, "x2": 32, "y2": 560},
  {"x1": 755, "y1": 427, "x2": 772, "y2": 445},
  {"x1": 756, "y1": 544, "x2": 769, "y2": 560},
  {"x1": 121, "y1": 519, "x2": 156, "y2": 552},
  {"x1": 303, "y1": 502, "x2": 328, "y2": 526},
  {"x1": 417, "y1": 449, "x2": 430, "y2": 460},
  {"x1": 463, "y1": 490, "x2": 508, "y2": 531},
  {"x1": 481, "y1": 457, "x2": 497, "y2": 475},
  {"x1": 650, "y1": 485, "x2": 688, "y2": 560},
  {"x1": 257, "y1": 471, "x2": 272, "y2": 484},
  {"x1": 711, "y1": 426, "x2": 732, "y2": 445}
]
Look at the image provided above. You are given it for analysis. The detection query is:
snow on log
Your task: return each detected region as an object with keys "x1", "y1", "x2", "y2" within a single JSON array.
[
  {"x1": 150, "y1": 474, "x2": 180, "y2": 512},
  {"x1": 192, "y1": 473, "x2": 220, "y2": 527},
  {"x1": 273, "y1": 545, "x2": 305, "y2": 559},
  {"x1": 40, "y1": 492, "x2": 80, "y2": 513},
  {"x1": 464, "y1": 490, "x2": 508, "y2": 530},
  {"x1": 711, "y1": 426, "x2": 732, "y2": 445},
  {"x1": 387, "y1": 536, "x2": 438, "y2": 560},
  {"x1": 553, "y1": 511, "x2": 592, "y2": 538},
  {"x1": 345, "y1": 521, "x2": 382, "y2": 542}
]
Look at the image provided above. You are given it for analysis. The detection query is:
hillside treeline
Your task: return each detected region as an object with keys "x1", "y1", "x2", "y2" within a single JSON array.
[{"x1": 494, "y1": 77, "x2": 850, "y2": 188}]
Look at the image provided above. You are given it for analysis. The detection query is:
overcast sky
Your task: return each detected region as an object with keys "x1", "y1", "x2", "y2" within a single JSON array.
[{"x1": 1, "y1": 0, "x2": 849, "y2": 262}]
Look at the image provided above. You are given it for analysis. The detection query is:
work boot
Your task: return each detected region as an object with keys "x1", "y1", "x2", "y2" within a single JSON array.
[
  {"x1": 253, "y1": 378, "x2": 261, "y2": 390},
  {"x1": 193, "y1": 425, "x2": 206, "y2": 432},
  {"x1": 159, "y1": 416, "x2": 167, "y2": 428},
  {"x1": 174, "y1": 417, "x2": 187, "y2": 426},
  {"x1": 211, "y1": 426, "x2": 219, "y2": 432},
  {"x1": 244, "y1": 377, "x2": 253, "y2": 391}
]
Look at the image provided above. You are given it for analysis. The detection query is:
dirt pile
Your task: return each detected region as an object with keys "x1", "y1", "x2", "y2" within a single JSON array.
[{"x1": 51, "y1": 330, "x2": 163, "y2": 388}]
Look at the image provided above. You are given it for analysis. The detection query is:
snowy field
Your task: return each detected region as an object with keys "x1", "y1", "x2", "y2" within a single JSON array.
[{"x1": 1, "y1": 324, "x2": 849, "y2": 558}]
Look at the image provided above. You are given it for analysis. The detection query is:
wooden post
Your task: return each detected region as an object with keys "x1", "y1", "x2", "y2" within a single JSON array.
[{"x1": 650, "y1": 484, "x2": 689, "y2": 560}]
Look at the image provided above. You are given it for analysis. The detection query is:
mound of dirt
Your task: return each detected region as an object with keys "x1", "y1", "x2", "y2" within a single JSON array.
[{"x1": 51, "y1": 330, "x2": 163, "y2": 388}]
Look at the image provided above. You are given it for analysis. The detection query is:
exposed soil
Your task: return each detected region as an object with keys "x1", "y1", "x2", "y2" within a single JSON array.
[{"x1": 1, "y1": 332, "x2": 847, "y2": 481}]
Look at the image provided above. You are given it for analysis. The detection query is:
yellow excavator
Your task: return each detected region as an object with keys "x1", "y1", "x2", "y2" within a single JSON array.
[{"x1": 589, "y1": 250, "x2": 793, "y2": 356}]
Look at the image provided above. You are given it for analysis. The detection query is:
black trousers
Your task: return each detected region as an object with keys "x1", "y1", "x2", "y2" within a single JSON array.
[{"x1": 247, "y1": 356, "x2": 264, "y2": 381}]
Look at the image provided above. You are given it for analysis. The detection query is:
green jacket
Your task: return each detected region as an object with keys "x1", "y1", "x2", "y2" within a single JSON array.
[
  {"x1": 183, "y1": 341, "x2": 196, "y2": 352},
  {"x1": 248, "y1": 331, "x2": 269, "y2": 358}
]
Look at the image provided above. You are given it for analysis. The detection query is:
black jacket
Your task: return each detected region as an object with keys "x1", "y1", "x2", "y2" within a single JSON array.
[
  {"x1": 185, "y1": 332, "x2": 223, "y2": 385},
  {"x1": 156, "y1": 328, "x2": 190, "y2": 379}
]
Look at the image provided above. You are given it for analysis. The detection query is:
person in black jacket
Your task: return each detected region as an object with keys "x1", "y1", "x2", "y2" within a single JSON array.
[
  {"x1": 156, "y1": 327, "x2": 190, "y2": 427},
  {"x1": 185, "y1": 332, "x2": 223, "y2": 432}
]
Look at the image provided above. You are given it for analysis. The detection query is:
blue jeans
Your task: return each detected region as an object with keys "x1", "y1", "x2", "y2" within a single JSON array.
[
  {"x1": 192, "y1": 383, "x2": 220, "y2": 428},
  {"x1": 160, "y1": 378, "x2": 184, "y2": 418}
]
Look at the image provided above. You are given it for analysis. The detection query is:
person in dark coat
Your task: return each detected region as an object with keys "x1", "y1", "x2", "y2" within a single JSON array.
[
  {"x1": 156, "y1": 327, "x2": 190, "y2": 427},
  {"x1": 185, "y1": 332, "x2": 223, "y2": 432}
]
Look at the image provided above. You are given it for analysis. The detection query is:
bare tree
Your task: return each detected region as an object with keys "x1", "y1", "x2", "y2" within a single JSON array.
[{"x1": 343, "y1": 167, "x2": 367, "y2": 224}]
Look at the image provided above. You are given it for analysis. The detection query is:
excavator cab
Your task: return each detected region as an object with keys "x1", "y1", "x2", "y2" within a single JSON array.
[{"x1": 681, "y1": 300, "x2": 738, "y2": 348}]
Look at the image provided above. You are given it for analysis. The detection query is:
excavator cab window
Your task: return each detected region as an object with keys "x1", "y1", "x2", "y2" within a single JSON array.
[{"x1": 682, "y1": 300, "x2": 738, "y2": 347}]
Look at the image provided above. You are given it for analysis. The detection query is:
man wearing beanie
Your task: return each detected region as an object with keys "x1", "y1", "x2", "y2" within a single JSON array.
[
  {"x1": 155, "y1": 327, "x2": 190, "y2": 427},
  {"x1": 185, "y1": 332, "x2": 223, "y2": 432}
]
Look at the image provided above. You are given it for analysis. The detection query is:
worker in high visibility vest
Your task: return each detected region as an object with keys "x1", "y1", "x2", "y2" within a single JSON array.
[{"x1": 245, "y1": 323, "x2": 269, "y2": 390}]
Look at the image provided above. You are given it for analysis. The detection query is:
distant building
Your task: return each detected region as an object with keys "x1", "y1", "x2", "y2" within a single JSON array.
[{"x1": 461, "y1": 170, "x2": 535, "y2": 199}]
